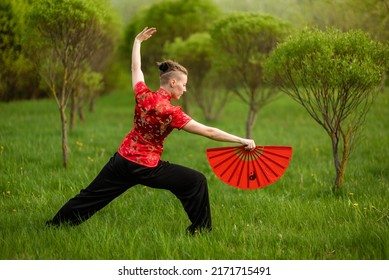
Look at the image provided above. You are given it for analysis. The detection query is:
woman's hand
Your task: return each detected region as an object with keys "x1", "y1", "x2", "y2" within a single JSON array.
[
  {"x1": 240, "y1": 138, "x2": 256, "y2": 151},
  {"x1": 135, "y1": 27, "x2": 157, "y2": 43}
]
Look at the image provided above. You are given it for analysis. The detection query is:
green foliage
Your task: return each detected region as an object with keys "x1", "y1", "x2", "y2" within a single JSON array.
[
  {"x1": 28, "y1": 0, "x2": 111, "y2": 46},
  {"x1": 210, "y1": 12, "x2": 290, "y2": 88},
  {"x1": 167, "y1": 33, "x2": 214, "y2": 70},
  {"x1": 0, "y1": 0, "x2": 23, "y2": 54},
  {"x1": 30, "y1": 0, "x2": 103, "y2": 24},
  {"x1": 0, "y1": 0, "x2": 41, "y2": 101},
  {"x1": 265, "y1": 28, "x2": 388, "y2": 121},
  {"x1": 25, "y1": 0, "x2": 121, "y2": 101}
]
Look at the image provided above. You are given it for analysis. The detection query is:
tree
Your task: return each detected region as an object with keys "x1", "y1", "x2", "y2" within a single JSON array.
[
  {"x1": 166, "y1": 33, "x2": 230, "y2": 121},
  {"x1": 26, "y1": 0, "x2": 119, "y2": 167},
  {"x1": 265, "y1": 28, "x2": 389, "y2": 190},
  {"x1": 209, "y1": 12, "x2": 290, "y2": 138}
]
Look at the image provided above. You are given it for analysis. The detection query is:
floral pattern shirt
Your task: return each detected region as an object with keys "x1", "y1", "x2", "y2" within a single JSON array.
[{"x1": 118, "y1": 81, "x2": 192, "y2": 167}]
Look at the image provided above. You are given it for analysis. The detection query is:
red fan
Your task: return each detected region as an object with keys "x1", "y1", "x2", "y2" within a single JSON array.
[{"x1": 206, "y1": 145, "x2": 292, "y2": 190}]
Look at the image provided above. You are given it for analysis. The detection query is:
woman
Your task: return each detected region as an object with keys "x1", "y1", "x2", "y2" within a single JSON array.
[{"x1": 46, "y1": 27, "x2": 255, "y2": 234}]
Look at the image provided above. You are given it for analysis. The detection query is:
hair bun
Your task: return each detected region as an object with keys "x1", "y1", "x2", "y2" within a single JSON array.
[{"x1": 159, "y1": 62, "x2": 169, "y2": 72}]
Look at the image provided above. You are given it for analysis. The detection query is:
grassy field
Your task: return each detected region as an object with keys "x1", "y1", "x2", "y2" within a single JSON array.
[{"x1": 0, "y1": 88, "x2": 388, "y2": 260}]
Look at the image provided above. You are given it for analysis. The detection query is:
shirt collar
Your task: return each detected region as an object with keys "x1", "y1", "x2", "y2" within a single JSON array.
[{"x1": 157, "y1": 87, "x2": 172, "y2": 100}]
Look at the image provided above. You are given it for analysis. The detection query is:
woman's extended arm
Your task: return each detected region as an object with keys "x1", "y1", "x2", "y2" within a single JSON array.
[
  {"x1": 182, "y1": 120, "x2": 256, "y2": 150},
  {"x1": 131, "y1": 27, "x2": 157, "y2": 89}
]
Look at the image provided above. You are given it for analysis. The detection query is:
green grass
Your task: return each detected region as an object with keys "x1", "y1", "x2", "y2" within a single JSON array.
[{"x1": 0, "y1": 89, "x2": 388, "y2": 260}]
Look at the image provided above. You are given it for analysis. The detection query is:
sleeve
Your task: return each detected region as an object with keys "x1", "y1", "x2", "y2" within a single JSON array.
[
  {"x1": 170, "y1": 107, "x2": 192, "y2": 129},
  {"x1": 134, "y1": 81, "x2": 149, "y2": 98}
]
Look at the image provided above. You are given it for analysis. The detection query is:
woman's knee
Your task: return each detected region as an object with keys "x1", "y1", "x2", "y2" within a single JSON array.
[{"x1": 194, "y1": 171, "x2": 207, "y2": 184}]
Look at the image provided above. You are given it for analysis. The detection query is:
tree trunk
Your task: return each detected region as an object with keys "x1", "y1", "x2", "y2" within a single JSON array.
[
  {"x1": 331, "y1": 133, "x2": 346, "y2": 191},
  {"x1": 88, "y1": 96, "x2": 95, "y2": 112},
  {"x1": 246, "y1": 107, "x2": 257, "y2": 139},
  {"x1": 69, "y1": 90, "x2": 76, "y2": 131},
  {"x1": 245, "y1": 91, "x2": 259, "y2": 139},
  {"x1": 77, "y1": 97, "x2": 85, "y2": 122},
  {"x1": 60, "y1": 67, "x2": 69, "y2": 168},
  {"x1": 59, "y1": 104, "x2": 68, "y2": 168},
  {"x1": 335, "y1": 164, "x2": 346, "y2": 189}
]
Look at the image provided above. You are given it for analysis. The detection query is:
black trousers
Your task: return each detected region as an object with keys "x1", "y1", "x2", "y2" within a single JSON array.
[{"x1": 47, "y1": 153, "x2": 212, "y2": 234}]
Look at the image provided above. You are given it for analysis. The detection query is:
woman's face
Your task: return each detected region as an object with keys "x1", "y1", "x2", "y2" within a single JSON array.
[{"x1": 170, "y1": 74, "x2": 187, "y2": 100}]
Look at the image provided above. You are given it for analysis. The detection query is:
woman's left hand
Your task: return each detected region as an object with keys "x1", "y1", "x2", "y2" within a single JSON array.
[
  {"x1": 241, "y1": 138, "x2": 256, "y2": 151},
  {"x1": 135, "y1": 27, "x2": 157, "y2": 43}
]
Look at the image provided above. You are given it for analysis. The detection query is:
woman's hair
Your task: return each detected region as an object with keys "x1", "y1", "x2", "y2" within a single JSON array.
[{"x1": 157, "y1": 60, "x2": 188, "y2": 85}]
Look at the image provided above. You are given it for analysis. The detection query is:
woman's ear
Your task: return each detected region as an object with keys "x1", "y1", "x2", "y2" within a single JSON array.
[{"x1": 169, "y1": 79, "x2": 176, "y2": 88}]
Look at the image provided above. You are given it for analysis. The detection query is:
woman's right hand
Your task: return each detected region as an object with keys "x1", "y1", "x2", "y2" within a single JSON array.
[{"x1": 135, "y1": 27, "x2": 157, "y2": 43}]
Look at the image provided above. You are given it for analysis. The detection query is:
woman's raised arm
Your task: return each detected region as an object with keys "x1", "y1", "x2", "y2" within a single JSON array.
[{"x1": 131, "y1": 27, "x2": 157, "y2": 89}]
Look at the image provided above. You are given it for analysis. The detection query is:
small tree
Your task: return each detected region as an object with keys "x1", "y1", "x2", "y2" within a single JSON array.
[
  {"x1": 265, "y1": 28, "x2": 389, "y2": 190},
  {"x1": 210, "y1": 13, "x2": 290, "y2": 138},
  {"x1": 26, "y1": 0, "x2": 116, "y2": 167}
]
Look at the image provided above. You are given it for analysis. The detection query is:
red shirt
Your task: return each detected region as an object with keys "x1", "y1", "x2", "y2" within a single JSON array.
[{"x1": 118, "y1": 82, "x2": 192, "y2": 167}]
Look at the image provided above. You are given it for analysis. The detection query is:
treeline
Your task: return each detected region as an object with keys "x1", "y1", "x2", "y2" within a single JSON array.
[{"x1": 1, "y1": 0, "x2": 387, "y2": 103}]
